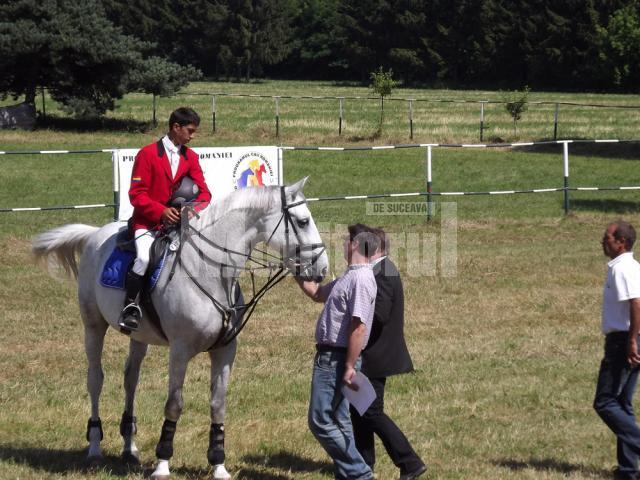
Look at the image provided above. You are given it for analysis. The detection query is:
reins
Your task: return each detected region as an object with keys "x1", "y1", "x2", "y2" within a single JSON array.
[{"x1": 167, "y1": 186, "x2": 325, "y2": 349}]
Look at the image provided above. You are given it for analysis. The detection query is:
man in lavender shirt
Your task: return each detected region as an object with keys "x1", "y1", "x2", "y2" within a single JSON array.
[{"x1": 296, "y1": 224, "x2": 379, "y2": 480}]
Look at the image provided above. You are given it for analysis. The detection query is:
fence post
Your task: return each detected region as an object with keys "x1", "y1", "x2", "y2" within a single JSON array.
[
  {"x1": 339, "y1": 97, "x2": 344, "y2": 136},
  {"x1": 480, "y1": 101, "x2": 487, "y2": 142},
  {"x1": 408, "y1": 99, "x2": 414, "y2": 140},
  {"x1": 278, "y1": 147, "x2": 284, "y2": 185},
  {"x1": 563, "y1": 141, "x2": 570, "y2": 214},
  {"x1": 427, "y1": 145, "x2": 433, "y2": 222},
  {"x1": 553, "y1": 103, "x2": 559, "y2": 140},
  {"x1": 275, "y1": 96, "x2": 280, "y2": 138},
  {"x1": 212, "y1": 95, "x2": 216, "y2": 133},
  {"x1": 112, "y1": 152, "x2": 119, "y2": 221}
]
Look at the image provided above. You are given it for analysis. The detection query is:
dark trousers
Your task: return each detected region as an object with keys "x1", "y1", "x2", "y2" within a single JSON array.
[
  {"x1": 594, "y1": 332, "x2": 640, "y2": 475},
  {"x1": 349, "y1": 377, "x2": 424, "y2": 475}
]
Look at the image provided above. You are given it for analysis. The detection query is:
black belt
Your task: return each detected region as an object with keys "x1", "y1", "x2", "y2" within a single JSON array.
[
  {"x1": 606, "y1": 331, "x2": 632, "y2": 340},
  {"x1": 316, "y1": 344, "x2": 347, "y2": 353}
]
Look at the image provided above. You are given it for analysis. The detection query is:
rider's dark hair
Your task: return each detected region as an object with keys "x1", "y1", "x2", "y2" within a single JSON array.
[
  {"x1": 348, "y1": 223, "x2": 380, "y2": 258},
  {"x1": 169, "y1": 107, "x2": 200, "y2": 128}
]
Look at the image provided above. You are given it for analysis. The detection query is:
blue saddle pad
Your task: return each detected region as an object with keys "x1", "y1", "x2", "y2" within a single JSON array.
[
  {"x1": 100, "y1": 248, "x2": 135, "y2": 289},
  {"x1": 100, "y1": 247, "x2": 167, "y2": 291}
]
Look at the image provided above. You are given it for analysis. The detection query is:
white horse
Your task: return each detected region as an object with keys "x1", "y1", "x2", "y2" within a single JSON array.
[{"x1": 32, "y1": 178, "x2": 328, "y2": 479}]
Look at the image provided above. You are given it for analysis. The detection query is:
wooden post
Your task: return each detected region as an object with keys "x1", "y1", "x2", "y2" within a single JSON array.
[
  {"x1": 553, "y1": 103, "x2": 559, "y2": 140},
  {"x1": 427, "y1": 146, "x2": 433, "y2": 222},
  {"x1": 408, "y1": 99, "x2": 414, "y2": 140},
  {"x1": 275, "y1": 96, "x2": 280, "y2": 138},
  {"x1": 563, "y1": 141, "x2": 570, "y2": 214},
  {"x1": 339, "y1": 97, "x2": 344, "y2": 136},
  {"x1": 480, "y1": 101, "x2": 487, "y2": 142},
  {"x1": 212, "y1": 95, "x2": 216, "y2": 133},
  {"x1": 112, "y1": 152, "x2": 119, "y2": 221}
]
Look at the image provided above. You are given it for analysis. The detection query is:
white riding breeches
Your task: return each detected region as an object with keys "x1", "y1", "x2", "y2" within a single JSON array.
[{"x1": 132, "y1": 229, "x2": 157, "y2": 276}]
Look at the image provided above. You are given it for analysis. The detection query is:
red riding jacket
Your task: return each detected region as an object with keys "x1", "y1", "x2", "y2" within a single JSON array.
[{"x1": 129, "y1": 140, "x2": 211, "y2": 231}]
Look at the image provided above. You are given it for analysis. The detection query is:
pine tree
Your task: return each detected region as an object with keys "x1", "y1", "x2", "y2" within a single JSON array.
[{"x1": 0, "y1": 0, "x2": 200, "y2": 118}]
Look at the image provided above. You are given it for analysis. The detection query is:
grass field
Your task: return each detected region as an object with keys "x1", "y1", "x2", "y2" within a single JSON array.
[{"x1": 1, "y1": 81, "x2": 640, "y2": 479}]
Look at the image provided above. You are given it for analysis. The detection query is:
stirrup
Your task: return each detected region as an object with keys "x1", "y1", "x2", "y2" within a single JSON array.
[{"x1": 119, "y1": 303, "x2": 142, "y2": 331}]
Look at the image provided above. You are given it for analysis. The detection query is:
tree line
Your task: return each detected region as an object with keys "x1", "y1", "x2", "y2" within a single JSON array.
[
  {"x1": 104, "y1": 0, "x2": 640, "y2": 91},
  {"x1": 1, "y1": 0, "x2": 639, "y2": 119}
]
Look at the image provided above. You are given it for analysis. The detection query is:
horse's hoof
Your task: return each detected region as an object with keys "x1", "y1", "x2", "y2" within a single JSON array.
[
  {"x1": 151, "y1": 472, "x2": 170, "y2": 480},
  {"x1": 122, "y1": 450, "x2": 140, "y2": 466},
  {"x1": 86, "y1": 455, "x2": 102, "y2": 469},
  {"x1": 151, "y1": 459, "x2": 171, "y2": 479},
  {"x1": 213, "y1": 464, "x2": 231, "y2": 480}
]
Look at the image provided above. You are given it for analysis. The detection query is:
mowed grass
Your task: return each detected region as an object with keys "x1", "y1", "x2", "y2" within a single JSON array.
[{"x1": 1, "y1": 81, "x2": 640, "y2": 479}]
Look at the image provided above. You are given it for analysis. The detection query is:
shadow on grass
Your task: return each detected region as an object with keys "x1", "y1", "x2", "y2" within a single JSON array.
[
  {"x1": 494, "y1": 457, "x2": 610, "y2": 477},
  {"x1": 0, "y1": 444, "x2": 217, "y2": 478},
  {"x1": 242, "y1": 450, "x2": 332, "y2": 476},
  {"x1": 0, "y1": 444, "x2": 136, "y2": 476},
  {"x1": 511, "y1": 140, "x2": 640, "y2": 161},
  {"x1": 570, "y1": 199, "x2": 640, "y2": 214},
  {"x1": 231, "y1": 467, "x2": 294, "y2": 479},
  {"x1": 36, "y1": 115, "x2": 153, "y2": 133}
]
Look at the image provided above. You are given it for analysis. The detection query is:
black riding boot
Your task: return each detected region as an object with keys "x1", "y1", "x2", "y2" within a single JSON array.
[{"x1": 119, "y1": 271, "x2": 144, "y2": 331}]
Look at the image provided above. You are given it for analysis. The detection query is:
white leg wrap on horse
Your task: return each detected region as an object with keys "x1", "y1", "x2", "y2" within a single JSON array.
[
  {"x1": 151, "y1": 459, "x2": 171, "y2": 479},
  {"x1": 213, "y1": 464, "x2": 231, "y2": 480}
]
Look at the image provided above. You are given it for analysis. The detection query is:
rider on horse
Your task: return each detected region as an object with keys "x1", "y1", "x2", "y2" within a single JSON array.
[{"x1": 120, "y1": 107, "x2": 211, "y2": 332}]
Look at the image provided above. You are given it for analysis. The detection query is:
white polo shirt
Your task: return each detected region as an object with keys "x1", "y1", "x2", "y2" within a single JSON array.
[{"x1": 602, "y1": 252, "x2": 640, "y2": 334}]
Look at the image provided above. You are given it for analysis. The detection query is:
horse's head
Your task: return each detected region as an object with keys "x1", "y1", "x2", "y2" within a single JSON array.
[{"x1": 263, "y1": 178, "x2": 328, "y2": 282}]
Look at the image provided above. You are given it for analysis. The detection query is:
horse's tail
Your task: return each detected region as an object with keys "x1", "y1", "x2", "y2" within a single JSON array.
[{"x1": 32, "y1": 224, "x2": 100, "y2": 279}]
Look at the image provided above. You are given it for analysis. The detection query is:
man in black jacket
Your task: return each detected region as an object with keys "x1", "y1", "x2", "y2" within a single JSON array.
[{"x1": 350, "y1": 227, "x2": 427, "y2": 480}]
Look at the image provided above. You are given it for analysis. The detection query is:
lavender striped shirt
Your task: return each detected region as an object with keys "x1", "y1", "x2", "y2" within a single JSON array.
[{"x1": 315, "y1": 264, "x2": 377, "y2": 349}]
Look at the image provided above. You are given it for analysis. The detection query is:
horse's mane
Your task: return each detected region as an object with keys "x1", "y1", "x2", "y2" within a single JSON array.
[{"x1": 200, "y1": 186, "x2": 279, "y2": 224}]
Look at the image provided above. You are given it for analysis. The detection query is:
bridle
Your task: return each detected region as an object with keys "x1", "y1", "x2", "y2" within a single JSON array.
[
  {"x1": 264, "y1": 186, "x2": 326, "y2": 274},
  {"x1": 167, "y1": 186, "x2": 326, "y2": 349}
]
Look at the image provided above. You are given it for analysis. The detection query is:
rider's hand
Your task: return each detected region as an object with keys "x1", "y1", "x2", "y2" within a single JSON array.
[{"x1": 161, "y1": 207, "x2": 180, "y2": 225}]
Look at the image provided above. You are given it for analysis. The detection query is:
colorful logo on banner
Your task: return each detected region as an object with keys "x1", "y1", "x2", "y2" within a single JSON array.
[{"x1": 232, "y1": 152, "x2": 275, "y2": 189}]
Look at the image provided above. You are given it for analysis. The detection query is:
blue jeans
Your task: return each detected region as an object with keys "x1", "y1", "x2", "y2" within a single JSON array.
[
  {"x1": 309, "y1": 350, "x2": 373, "y2": 480},
  {"x1": 594, "y1": 332, "x2": 640, "y2": 474}
]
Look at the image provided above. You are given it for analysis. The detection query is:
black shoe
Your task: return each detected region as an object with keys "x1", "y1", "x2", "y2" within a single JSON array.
[
  {"x1": 614, "y1": 468, "x2": 639, "y2": 480},
  {"x1": 119, "y1": 303, "x2": 141, "y2": 331},
  {"x1": 399, "y1": 464, "x2": 427, "y2": 480}
]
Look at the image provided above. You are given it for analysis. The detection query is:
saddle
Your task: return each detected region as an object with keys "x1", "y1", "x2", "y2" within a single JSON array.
[
  {"x1": 100, "y1": 225, "x2": 180, "y2": 340},
  {"x1": 100, "y1": 225, "x2": 176, "y2": 291}
]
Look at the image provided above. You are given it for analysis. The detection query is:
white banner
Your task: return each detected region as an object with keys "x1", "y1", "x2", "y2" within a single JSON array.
[{"x1": 113, "y1": 146, "x2": 282, "y2": 221}]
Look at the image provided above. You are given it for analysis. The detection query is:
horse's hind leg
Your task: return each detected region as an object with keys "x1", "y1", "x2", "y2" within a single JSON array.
[
  {"x1": 82, "y1": 312, "x2": 109, "y2": 462},
  {"x1": 207, "y1": 340, "x2": 237, "y2": 480},
  {"x1": 121, "y1": 339, "x2": 148, "y2": 464}
]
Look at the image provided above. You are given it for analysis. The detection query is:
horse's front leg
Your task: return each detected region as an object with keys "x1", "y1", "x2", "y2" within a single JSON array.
[
  {"x1": 151, "y1": 344, "x2": 195, "y2": 480},
  {"x1": 121, "y1": 339, "x2": 148, "y2": 464},
  {"x1": 207, "y1": 339, "x2": 237, "y2": 480}
]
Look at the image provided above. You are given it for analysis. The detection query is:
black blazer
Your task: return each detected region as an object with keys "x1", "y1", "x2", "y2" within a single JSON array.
[{"x1": 361, "y1": 257, "x2": 414, "y2": 378}]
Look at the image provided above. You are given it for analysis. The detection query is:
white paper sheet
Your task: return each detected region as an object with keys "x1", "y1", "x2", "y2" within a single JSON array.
[{"x1": 341, "y1": 371, "x2": 377, "y2": 416}]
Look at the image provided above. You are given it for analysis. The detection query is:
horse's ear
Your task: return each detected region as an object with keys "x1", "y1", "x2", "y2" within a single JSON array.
[{"x1": 286, "y1": 177, "x2": 308, "y2": 197}]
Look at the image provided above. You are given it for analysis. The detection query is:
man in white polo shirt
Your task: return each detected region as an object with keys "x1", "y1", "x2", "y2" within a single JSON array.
[{"x1": 594, "y1": 220, "x2": 640, "y2": 480}]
